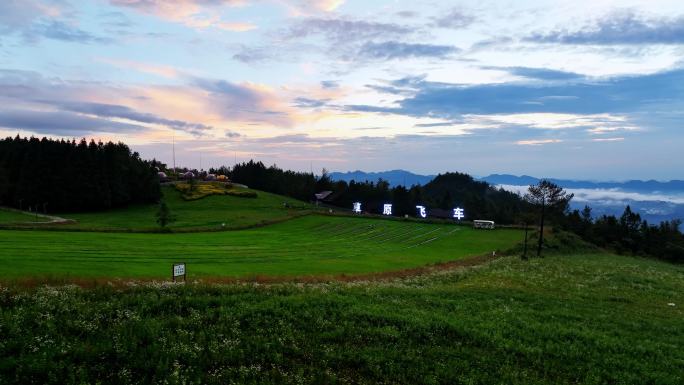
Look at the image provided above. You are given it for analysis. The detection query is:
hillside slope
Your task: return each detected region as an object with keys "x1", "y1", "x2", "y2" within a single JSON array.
[
  {"x1": 52, "y1": 185, "x2": 311, "y2": 231},
  {"x1": 0, "y1": 215, "x2": 522, "y2": 279}
]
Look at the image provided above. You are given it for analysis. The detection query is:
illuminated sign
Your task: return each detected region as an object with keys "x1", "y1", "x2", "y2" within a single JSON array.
[
  {"x1": 416, "y1": 205, "x2": 427, "y2": 218},
  {"x1": 353, "y1": 202, "x2": 362, "y2": 213},
  {"x1": 382, "y1": 204, "x2": 393, "y2": 215},
  {"x1": 453, "y1": 207, "x2": 465, "y2": 220}
]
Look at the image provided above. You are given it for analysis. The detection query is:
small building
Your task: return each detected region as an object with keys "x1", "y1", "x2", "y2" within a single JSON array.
[
  {"x1": 217, "y1": 175, "x2": 229, "y2": 182},
  {"x1": 314, "y1": 191, "x2": 333, "y2": 201},
  {"x1": 157, "y1": 171, "x2": 168, "y2": 181},
  {"x1": 182, "y1": 171, "x2": 195, "y2": 179},
  {"x1": 206, "y1": 174, "x2": 217, "y2": 181},
  {"x1": 473, "y1": 220, "x2": 495, "y2": 229},
  {"x1": 314, "y1": 191, "x2": 333, "y2": 206}
]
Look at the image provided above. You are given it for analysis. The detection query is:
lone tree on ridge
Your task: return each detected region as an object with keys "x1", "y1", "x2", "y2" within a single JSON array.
[{"x1": 524, "y1": 180, "x2": 573, "y2": 257}]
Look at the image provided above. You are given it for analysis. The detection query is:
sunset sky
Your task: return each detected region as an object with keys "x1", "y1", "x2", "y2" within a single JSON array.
[{"x1": 1, "y1": 0, "x2": 683, "y2": 179}]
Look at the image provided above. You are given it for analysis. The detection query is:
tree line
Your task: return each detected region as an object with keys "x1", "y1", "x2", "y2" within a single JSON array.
[
  {"x1": 0, "y1": 136, "x2": 161, "y2": 212},
  {"x1": 562, "y1": 205, "x2": 684, "y2": 263},
  {"x1": 204, "y1": 160, "x2": 530, "y2": 223}
]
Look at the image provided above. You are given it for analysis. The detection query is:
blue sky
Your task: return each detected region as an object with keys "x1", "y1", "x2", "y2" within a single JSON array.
[{"x1": 0, "y1": 0, "x2": 683, "y2": 180}]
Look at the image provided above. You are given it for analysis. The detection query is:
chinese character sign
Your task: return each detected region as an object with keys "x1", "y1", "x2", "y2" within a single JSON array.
[
  {"x1": 416, "y1": 205, "x2": 427, "y2": 218},
  {"x1": 353, "y1": 202, "x2": 362, "y2": 213},
  {"x1": 453, "y1": 207, "x2": 465, "y2": 220},
  {"x1": 382, "y1": 204, "x2": 392, "y2": 215}
]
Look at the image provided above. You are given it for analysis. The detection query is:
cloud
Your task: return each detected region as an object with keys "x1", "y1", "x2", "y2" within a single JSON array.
[
  {"x1": 497, "y1": 184, "x2": 684, "y2": 205},
  {"x1": 232, "y1": 45, "x2": 275, "y2": 63},
  {"x1": 109, "y1": 0, "x2": 244, "y2": 18},
  {"x1": 0, "y1": 2, "x2": 110, "y2": 44},
  {"x1": 485, "y1": 66, "x2": 584, "y2": 81},
  {"x1": 0, "y1": 109, "x2": 145, "y2": 135},
  {"x1": 292, "y1": 0, "x2": 344, "y2": 12},
  {"x1": 0, "y1": 69, "x2": 297, "y2": 137},
  {"x1": 357, "y1": 41, "x2": 459, "y2": 60},
  {"x1": 526, "y1": 10, "x2": 684, "y2": 45},
  {"x1": 516, "y1": 139, "x2": 562, "y2": 146},
  {"x1": 351, "y1": 68, "x2": 684, "y2": 118},
  {"x1": 320, "y1": 80, "x2": 338, "y2": 89},
  {"x1": 432, "y1": 8, "x2": 475, "y2": 29},
  {"x1": 292, "y1": 97, "x2": 328, "y2": 108},
  {"x1": 191, "y1": 77, "x2": 294, "y2": 126},
  {"x1": 0, "y1": 1, "x2": 62, "y2": 32},
  {"x1": 286, "y1": 17, "x2": 412, "y2": 43},
  {"x1": 396, "y1": 10, "x2": 419, "y2": 19},
  {"x1": 54, "y1": 101, "x2": 213, "y2": 135},
  {"x1": 0, "y1": 69, "x2": 217, "y2": 136},
  {"x1": 592, "y1": 137, "x2": 624, "y2": 142},
  {"x1": 26, "y1": 20, "x2": 113, "y2": 44},
  {"x1": 110, "y1": 0, "x2": 256, "y2": 31}
]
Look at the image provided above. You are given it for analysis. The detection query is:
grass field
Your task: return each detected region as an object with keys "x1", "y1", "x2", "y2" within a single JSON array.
[
  {"x1": 1, "y1": 253, "x2": 682, "y2": 384},
  {"x1": 51, "y1": 185, "x2": 311, "y2": 231},
  {"x1": 0, "y1": 215, "x2": 522, "y2": 280}
]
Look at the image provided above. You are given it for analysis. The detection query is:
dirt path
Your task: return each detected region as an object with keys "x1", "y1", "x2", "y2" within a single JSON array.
[{"x1": 0, "y1": 206, "x2": 75, "y2": 225}]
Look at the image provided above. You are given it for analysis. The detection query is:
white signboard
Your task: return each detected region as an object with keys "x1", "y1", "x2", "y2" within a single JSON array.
[
  {"x1": 173, "y1": 263, "x2": 186, "y2": 282},
  {"x1": 382, "y1": 204, "x2": 393, "y2": 215},
  {"x1": 416, "y1": 205, "x2": 427, "y2": 218},
  {"x1": 173, "y1": 264, "x2": 185, "y2": 276},
  {"x1": 453, "y1": 207, "x2": 465, "y2": 220},
  {"x1": 353, "y1": 202, "x2": 362, "y2": 213}
]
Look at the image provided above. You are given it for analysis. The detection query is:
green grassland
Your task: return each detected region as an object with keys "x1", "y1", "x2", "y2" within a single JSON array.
[
  {"x1": 1, "y1": 253, "x2": 682, "y2": 384},
  {"x1": 0, "y1": 208, "x2": 41, "y2": 224},
  {"x1": 53, "y1": 185, "x2": 311, "y2": 231},
  {"x1": 0, "y1": 215, "x2": 522, "y2": 279}
]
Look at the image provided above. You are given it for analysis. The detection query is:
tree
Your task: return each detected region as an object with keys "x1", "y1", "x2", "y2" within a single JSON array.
[
  {"x1": 524, "y1": 180, "x2": 574, "y2": 257},
  {"x1": 187, "y1": 177, "x2": 197, "y2": 193},
  {"x1": 156, "y1": 201, "x2": 176, "y2": 228}
]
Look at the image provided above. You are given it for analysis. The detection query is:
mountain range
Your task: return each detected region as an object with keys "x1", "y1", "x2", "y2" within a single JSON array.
[{"x1": 330, "y1": 170, "x2": 684, "y2": 192}]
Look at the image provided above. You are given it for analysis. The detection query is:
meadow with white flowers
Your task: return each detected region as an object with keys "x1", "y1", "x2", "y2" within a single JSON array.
[{"x1": 1, "y1": 253, "x2": 682, "y2": 384}]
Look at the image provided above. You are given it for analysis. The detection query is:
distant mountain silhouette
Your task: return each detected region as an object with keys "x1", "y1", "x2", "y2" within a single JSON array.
[
  {"x1": 331, "y1": 170, "x2": 684, "y2": 192},
  {"x1": 329, "y1": 170, "x2": 435, "y2": 187}
]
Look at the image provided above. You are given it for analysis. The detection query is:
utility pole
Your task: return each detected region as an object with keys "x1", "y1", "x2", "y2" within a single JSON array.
[{"x1": 172, "y1": 135, "x2": 176, "y2": 174}]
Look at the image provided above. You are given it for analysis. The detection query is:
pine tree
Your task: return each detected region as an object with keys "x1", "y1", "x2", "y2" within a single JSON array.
[{"x1": 156, "y1": 201, "x2": 176, "y2": 228}]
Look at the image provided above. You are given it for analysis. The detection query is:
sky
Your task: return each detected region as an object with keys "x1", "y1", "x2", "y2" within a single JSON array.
[{"x1": 0, "y1": 0, "x2": 683, "y2": 180}]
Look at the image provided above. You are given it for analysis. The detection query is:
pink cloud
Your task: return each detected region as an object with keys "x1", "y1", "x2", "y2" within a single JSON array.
[{"x1": 109, "y1": 0, "x2": 255, "y2": 31}]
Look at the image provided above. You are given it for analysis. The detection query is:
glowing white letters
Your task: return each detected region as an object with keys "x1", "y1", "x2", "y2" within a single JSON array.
[
  {"x1": 453, "y1": 207, "x2": 465, "y2": 220},
  {"x1": 382, "y1": 204, "x2": 393, "y2": 215},
  {"x1": 353, "y1": 202, "x2": 362, "y2": 213},
  {"x1": 416, "y1": 205, "x2": 427, "y2": 218}
]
